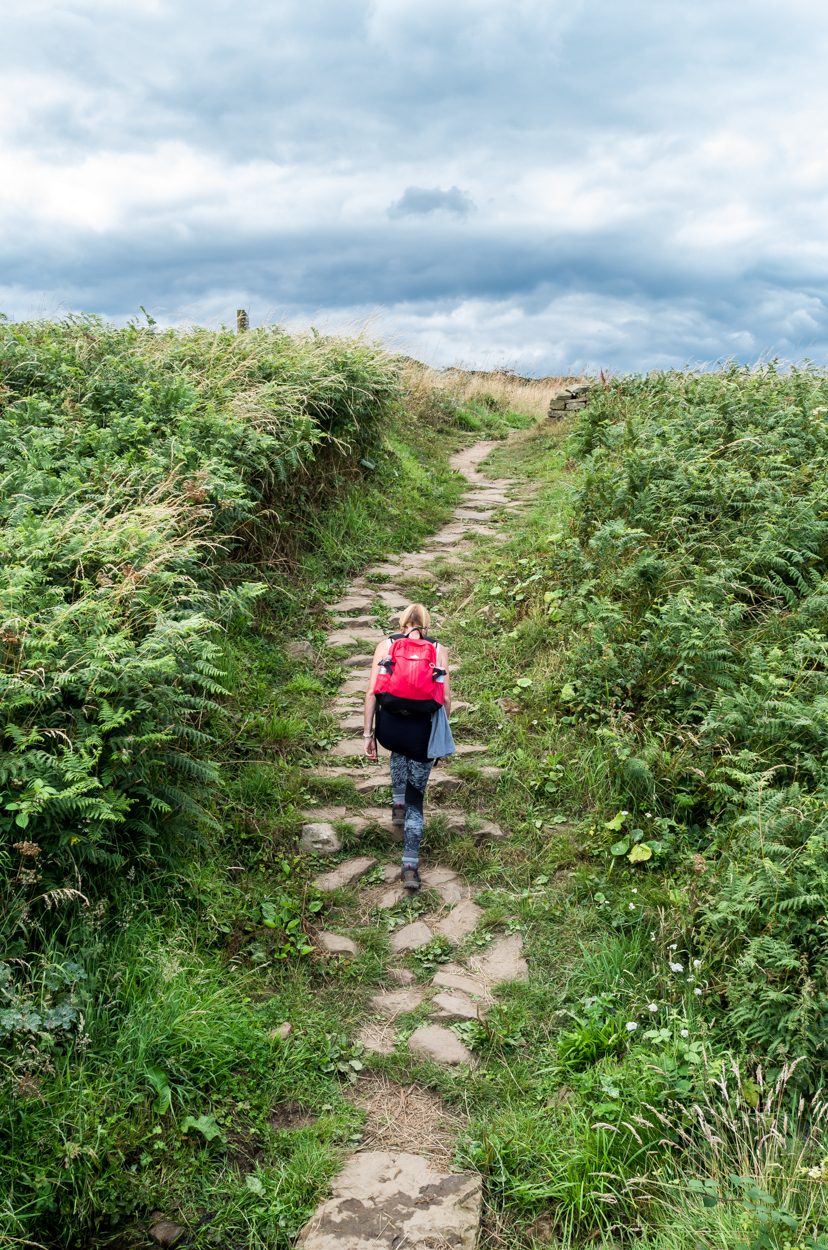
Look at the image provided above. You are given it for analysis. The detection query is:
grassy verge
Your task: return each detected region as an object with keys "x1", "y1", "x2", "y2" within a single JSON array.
[
  {"x1": 423, "y1": 384, "x2": 828, "y2": 1248},
  {"x1": 0, "y1": 317, "x2": 534, "y2": 1248}
]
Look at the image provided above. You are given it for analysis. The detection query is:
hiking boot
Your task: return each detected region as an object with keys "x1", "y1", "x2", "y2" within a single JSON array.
[
  {"x1": 401, "y1": 866, "x2": 421, "y2": 891},
  {"x1": 391, "y1": 803, "x2": 406, "y2": 826}
]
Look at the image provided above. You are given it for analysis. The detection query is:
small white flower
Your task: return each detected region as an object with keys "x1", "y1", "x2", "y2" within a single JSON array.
[
  {"x1": 669, "y1": 962, "x2": 684, "y2": 973},
  {"x1": 629, "y1": 903, "x2": 636, "y2": 910},
  {"x1": 632, "y1": 888, "x2": 638, "y2": 894},
  {"x1": 648, "y1": 1003, "x2": 658, "y2": 1013},
  {"x1": 687, "y1": 976, "x2": 695, "y2": 983},
  {"x1": 693, "y1": 959, "x2": 702, "y2": 969},
  {"x1": 621, "y1": 810, "x2": 629, "y2": 816},
  {"x1": 645, "y1": 812, "x2": 652, "y2": 818},
  {"x1": 625, "y1": 1021, "x2": 638, "y2": 1032},
  {"x1": 694, "y1": 988, "x2": 702, "y2": 996},
  {"x1": 680, "y1": 1029, "x2": 689, "y2": 1038},
  {"x1": 669, "y1": 943, "x2": 678, "y2": 951},
  {"x1": 649, "y1": 932, "x2": 656, "y2": 941}
]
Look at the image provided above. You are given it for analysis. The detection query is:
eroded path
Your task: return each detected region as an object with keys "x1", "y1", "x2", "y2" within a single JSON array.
[{"x1": 297, "y1": 442, "x2": 531, "y2": 1250}]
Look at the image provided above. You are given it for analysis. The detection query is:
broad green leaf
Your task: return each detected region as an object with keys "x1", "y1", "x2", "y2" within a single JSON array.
[
  {"x1": 610, "y1": 839, "x2": 630, "y2": 856},
  {"x1": 181, "y1": 1113, "x2": 223, "y2": 1142},
  {"x1": 628, "y1": 843, "x2": 653, "y2": 863},
  {"x1": 245, "y1": 1174, "x2": 265, "y2": 1195}
]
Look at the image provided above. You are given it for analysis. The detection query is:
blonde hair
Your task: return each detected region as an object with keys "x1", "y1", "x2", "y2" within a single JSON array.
[{"x1": 399, "y1": 603, "x2": 431, "y2": 633}]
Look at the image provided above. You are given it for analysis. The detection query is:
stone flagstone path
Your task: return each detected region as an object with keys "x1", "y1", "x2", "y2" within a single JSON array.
[{"x1": 297, "y1": 442, "x2": 532, "y2": 1250}]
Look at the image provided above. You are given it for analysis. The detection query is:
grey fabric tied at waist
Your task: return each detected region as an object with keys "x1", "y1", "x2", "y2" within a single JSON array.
[{"x1": 427, "y1": 706, "x2": 456, "y2": 760}]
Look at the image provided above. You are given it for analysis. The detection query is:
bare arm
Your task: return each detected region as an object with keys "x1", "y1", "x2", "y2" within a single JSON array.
[{"x1": 363, "y1": 638, "x2": 388, "y2": 760}]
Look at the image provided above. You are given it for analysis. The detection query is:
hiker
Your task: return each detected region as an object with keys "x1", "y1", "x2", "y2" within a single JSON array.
[{"x1": 363, "y1": 604, "x2": 453, "y2": 891}]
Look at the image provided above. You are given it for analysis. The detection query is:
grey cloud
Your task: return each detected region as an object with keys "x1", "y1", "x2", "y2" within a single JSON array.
[
  {"x1": 387, "y1": 186, "x2": 475, "y2": 220},
  {"x1": 4, "y1": 0, "x2": 828, "y2": 370}
]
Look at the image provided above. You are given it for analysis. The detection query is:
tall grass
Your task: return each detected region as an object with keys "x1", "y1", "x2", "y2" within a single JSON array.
[{"x1": 402, "y1": 360, "x2": 584, "y2": 422}]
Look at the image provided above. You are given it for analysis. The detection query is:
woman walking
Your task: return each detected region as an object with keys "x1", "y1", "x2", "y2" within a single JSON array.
[{"x1": 363, "y1": 604, "x2": 452, "y2": 891}]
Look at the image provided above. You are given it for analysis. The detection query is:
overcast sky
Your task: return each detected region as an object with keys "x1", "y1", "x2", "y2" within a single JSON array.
[{"x1": 3, "y1": 0, "x2": 828, "y2": 372}]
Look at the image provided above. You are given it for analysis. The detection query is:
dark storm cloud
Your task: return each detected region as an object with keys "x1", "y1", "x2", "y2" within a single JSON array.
[{"x1": 3, "y1": 0, "x2": 828, "y2": 370}]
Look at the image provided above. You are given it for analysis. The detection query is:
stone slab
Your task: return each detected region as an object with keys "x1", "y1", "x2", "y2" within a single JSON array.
[
  {"x1": 344, "y1": 653, "x2": 375, "y2": 667},
  {"x1": 379, "y1": 886, "x2": 405, "y2": 909},
  {"x1": 328, "y1": 738, "x2": 390, "y2": 759},
  {"x1": 407, "y1": 1025, "x2": 476, "y2": 1067},
  {"x1": 337, "y1": 678, "x2": 369, "y2": 696},
  {"x1": 316, "y1": 931, "x2": 359, "y2": 956},
  {"x1": 368, "y1": 988, "x2": 427, "y2": 1018},
  {"x1": 337, "y1": 713, "x2": 365, "y2": 732},
  {"x1": 418, "y1": 867, "x2": 459, "y2": 887},
  {"x1": 389, "y1": 921, "x2": 432, "y2": 953},
  {"x1": 326, "y1": 629, "x2": 386, "y2": 648},
  {"x1": 313, "y1": 857, "x2": 377, "y2": 892},
  {"x1": 434, "y1": 900, "x2": 483, "y2": 946},
  {"x1": 325, "y1": 597, "x2": 374, "y2": 612},
  {"x1": 296, "y1": 1151, "x2": 481, "y2": 1250},
  {"x1": 469, "y1": 933, "x2": 528, "y2": 983},
  {"x1": 299, "y1": 806, "x2": 347, "y2": 823},
  {"x1": 333, "y1": 615, "x2": 377, "y2": 628},
  {"x1": 300, "y1": 823, "x2": 342, "y2": 855},
  {"x1": 429, "y1": 991, "x2": 483, "y2": 1022},
  {"x1": 432, "y1": 971, "x2": 493, "y2": 1002},
  {"x1": 375, "y1": 591, "x2": 409, "y2": 608}
]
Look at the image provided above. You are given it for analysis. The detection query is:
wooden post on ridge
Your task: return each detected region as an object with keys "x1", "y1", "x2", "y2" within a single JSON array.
[{"x1": 237, "y1": 309, "x2": 249, "y2": 333}]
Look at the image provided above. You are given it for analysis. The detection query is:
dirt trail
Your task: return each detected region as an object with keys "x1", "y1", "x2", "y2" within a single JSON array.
[{"x1": 297, "y1": 441, "x2": 531, "y2": 1250}]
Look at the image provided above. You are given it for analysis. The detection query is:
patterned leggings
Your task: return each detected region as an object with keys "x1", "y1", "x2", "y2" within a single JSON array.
[{"x1": 389, "y1": 753, "x2": 433, "y2": 867}]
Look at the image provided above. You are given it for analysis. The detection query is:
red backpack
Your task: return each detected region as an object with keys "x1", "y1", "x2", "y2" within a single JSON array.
[{"x1": 374, "y1": 635, "x2": 446, "y2": 717}]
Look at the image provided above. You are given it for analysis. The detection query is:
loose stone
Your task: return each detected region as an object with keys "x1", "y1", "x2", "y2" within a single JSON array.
[
  {"x1": 300, "y1": 822, "x2": 341, "y2": 855},
  {"x1": 286, "y1": 640, "x2": 314, "y2": 661},
  {"x1": 316, "y1": 932, "x2": 360, "y2": 956}
]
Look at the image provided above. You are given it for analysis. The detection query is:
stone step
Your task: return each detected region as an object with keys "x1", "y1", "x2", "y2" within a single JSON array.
[
  {"x1": 468, "y1": 933, "x2": 528, "y2": 983},
  {"x1": 337, "y1": 678, "x2": 370, "y2": 696},
  {"x1": 326, "y1": 628, "x2": 386, "y2": 649},
  {"x1": 296, "y1": 1151, "x2": 482, "y2": 1250},
  {"x1": 332, "y1": 614, "x2": 377, "y2": 628},
  {"x1": 429, "y1": 991, "x2": 484, "y2": 1022},
  {"x1": 432, "y1": 970, "x2": 493, "y2": 1003},
  {"x1": 407, "y1": 1024, "x2": 476, "y2": 1067},
  {"x1": 325, "y1": 596, "x2": 375, "y2": 612},
  {"x1": 375, "y1": 590, "x2": 409, "y2": 608},
  {"x1": 344, "y1": 653, "x2": 375, "y2": 667},
  {"x1": 367, "y1": 988, "x2": 427, "y2": 1018},
  {"x1": 313, "y1": 857, "x2": 378, "y2": 892},
  {"x1": 352, "y1": 769, "x2": 463, "y2": 795},
  {"x1": 327, "y1": 739, "x2": 390, "y2": 759},
  {"x1": 389, "y1": 921, "x2": 432, "y2": 953},
  {"x1": 433, "y1": 899, "x2": 483, "y2": 946}
]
